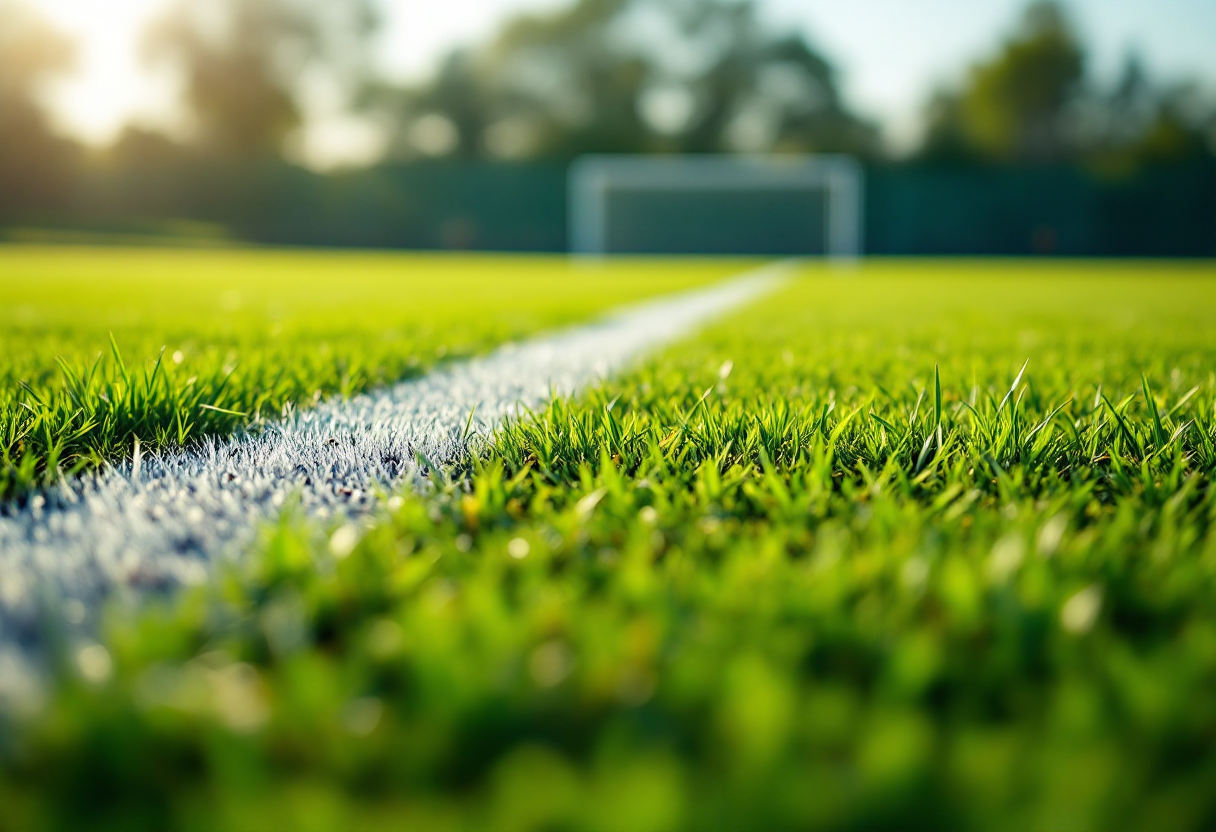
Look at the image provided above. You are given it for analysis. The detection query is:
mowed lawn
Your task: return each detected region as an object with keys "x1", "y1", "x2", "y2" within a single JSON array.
[
  {"x1": 0, "y1": 246, "x2": 746, "y2": 500},
  {"x1": 5, "y1": 258, "x2": 1216, "y2": 832}
]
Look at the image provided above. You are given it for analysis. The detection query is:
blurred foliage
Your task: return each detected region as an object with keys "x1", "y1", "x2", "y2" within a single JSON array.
[
  {"x1": 0, "y1": 247, "x2": 739, "y2": 501},
  {"x1": 0, "y1": 0, "x2": 1212, "y2": 250},
  {"x1": 920, "y1": 2, "x2": 1214, "y2": 168},
  {"x1": 0, "y1": 2, "x2": 79, "y2": 223},
  {"x1": 0, "y1": 0, "x2": 1212, "y2": 175},
  {"x1": 5, "y1": 262, "x2": 1216, "y2": 829},
  {"x1": 922, "y1": 2, "x2": 1084, "y2": 163},
  {"x1": 371, "y1": 0, "x2": 880, "y2": 161},
  {"x1": 142, "y1": 0, "x2": 380, "y2": 160}
]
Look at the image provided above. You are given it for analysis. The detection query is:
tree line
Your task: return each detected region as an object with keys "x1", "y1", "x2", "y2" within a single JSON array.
[{"x1": 1, "y1": 0, "x2": 1213, "y2": 224}]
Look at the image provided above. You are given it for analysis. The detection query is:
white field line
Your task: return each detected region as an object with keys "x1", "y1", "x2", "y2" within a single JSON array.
[{"x1": 0, "y1": 263, "x2": 790, "y2": 657}]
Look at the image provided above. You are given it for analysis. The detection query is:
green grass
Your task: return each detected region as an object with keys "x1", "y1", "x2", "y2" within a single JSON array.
[
  {"x1": 0, "y1": 246, "x2": 743, "y2": 500},
  {"x1": 5, "y1": 259, "x2": 1216, "y2": 831}
]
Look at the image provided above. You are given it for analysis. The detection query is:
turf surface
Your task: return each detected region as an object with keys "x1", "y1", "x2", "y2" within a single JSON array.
[
  {"x1": 5, "y1": 259, "x2": 1216, "y2": 831},
  {"x1": 0, "y1": 247, "x2": 743, "y2": 500}
]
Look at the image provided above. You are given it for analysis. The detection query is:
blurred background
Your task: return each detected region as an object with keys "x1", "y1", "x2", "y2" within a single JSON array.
[{"x1": 1, "y1": 0, "x2": 1213, "y2": 255}]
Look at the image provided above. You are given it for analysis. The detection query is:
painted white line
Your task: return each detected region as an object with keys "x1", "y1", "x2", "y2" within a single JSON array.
[{"x1": 0, "y1": 263, "x2": 790, "y2": 661}]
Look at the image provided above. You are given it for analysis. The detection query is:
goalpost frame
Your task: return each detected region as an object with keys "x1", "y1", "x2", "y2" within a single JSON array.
[{"x1": 568, "y1": 154, "x2": 864, "y2": 260}]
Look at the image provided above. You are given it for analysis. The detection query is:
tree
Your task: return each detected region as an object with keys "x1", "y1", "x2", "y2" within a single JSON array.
[
  {"x1": 920, "y1": 2, "x2": 1084, "y2": 163},
  {"x1": 380, "y1": 50, "x2": 511, "y2": 159},
  {"x1": 662, "y1": 0, "x2": 877, "y2": 156},
  {"x1": 1081, "y1": 57, "x2": 1214, "y2": 171},
  {"x1": 918, "y1": 2, "x2": 1214, "y2": 169},
  {"x1": 144, "y1": 0, "x2": 379, "y2": 161},
  {"x1": 371, "y1": 0, "x2": 651, "y2": 160},
  {"x1": 375, "y1": 0, "x2": 876, "y2": 161},
  {"x1": 0, "y1": 2, "x2": 79, "y2": 221},
  {"x1": 489, "y1": 0, "x2": 652, "y2": 157}
]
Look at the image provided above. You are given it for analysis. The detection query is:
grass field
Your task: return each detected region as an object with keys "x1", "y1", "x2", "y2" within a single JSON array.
[
  {"x1": 0, "y1": 247, "x2": 742, "y2": 501},
  {"x1": 4, "y1": 257, "x2": 1216, "y2": 831}
]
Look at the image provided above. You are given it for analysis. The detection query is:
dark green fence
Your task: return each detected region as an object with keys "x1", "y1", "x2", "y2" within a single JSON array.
[
  {"x1": 8, "y1": 158, "x2": 1215, "y2": 256},
  {"x1": 865, "y1": 161, "x2": 1216, "y2": 257},
  {"x1": 57, "y1": 162, "x2": 567, "y2": 251}
]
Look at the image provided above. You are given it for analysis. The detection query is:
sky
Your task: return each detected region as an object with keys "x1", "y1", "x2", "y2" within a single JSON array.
[{"x1": 30, "y1": 0, "x2": 1216, "y2": 166}]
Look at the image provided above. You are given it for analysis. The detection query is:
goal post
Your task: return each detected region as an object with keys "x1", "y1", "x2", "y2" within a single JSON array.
[{"x1": 568, "y1": 154, "x2": 864, "y2": 260}]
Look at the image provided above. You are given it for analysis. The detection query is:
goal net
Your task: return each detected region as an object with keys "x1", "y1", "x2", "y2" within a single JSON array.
[{"x1": 568, "y1": 155, "x2": 863, "y2": 259}]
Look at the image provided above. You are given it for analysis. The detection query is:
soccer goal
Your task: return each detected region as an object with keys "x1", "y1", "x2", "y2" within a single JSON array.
[{"x1": 568, "y1": 155, "x2": 864, "y2": 260}]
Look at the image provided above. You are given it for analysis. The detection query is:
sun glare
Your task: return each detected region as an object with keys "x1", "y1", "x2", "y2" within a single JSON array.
[{"x1": 31, "y1": 0, "x2": 175, "y2": 144}]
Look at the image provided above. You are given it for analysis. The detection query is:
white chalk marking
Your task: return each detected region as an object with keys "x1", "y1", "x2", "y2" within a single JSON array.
[{"x1": 0, "y1": 263, "x2": 790, "y2": 658}]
